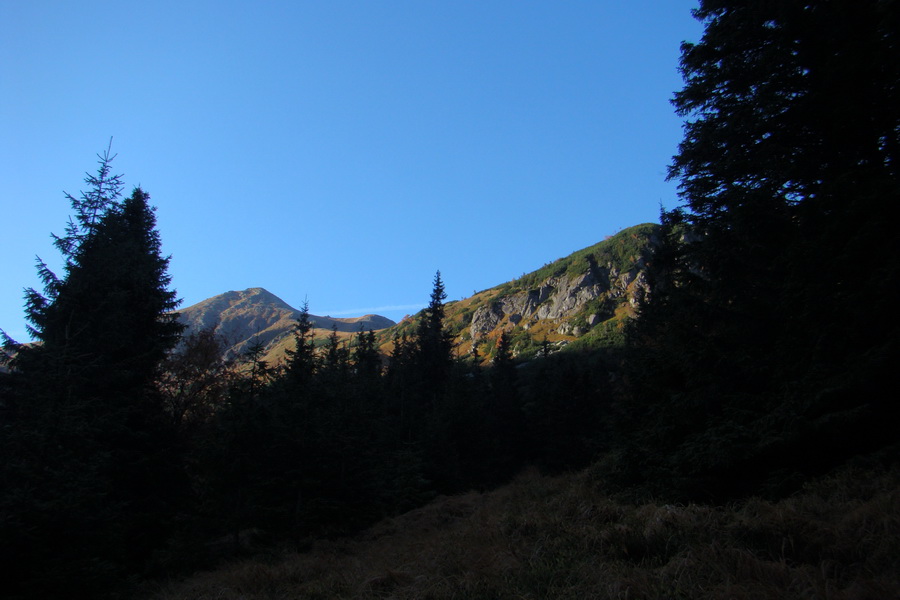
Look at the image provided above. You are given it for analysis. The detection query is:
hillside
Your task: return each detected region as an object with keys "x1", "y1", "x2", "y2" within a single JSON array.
[
  {"x1": 379, "y1": 223, "x2": 659, "y2": 361},
  {"x1": 146, "y1": 463, "x2": 900, "y2": 599},
  {"x1": 177, "y1": 287, "x2": 395, "y2": 361},
  {"x1": 174, "y1": 224, "x2": 659, "y2": 367}
]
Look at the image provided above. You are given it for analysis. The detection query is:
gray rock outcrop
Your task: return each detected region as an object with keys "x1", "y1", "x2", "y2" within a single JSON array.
[{"x1": 468, "y1": 261, "x2": 650, "y2": 341}]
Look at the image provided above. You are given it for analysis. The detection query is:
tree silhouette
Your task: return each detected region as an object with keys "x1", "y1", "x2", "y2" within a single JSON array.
[
  {"x1": 415, "y1": 270, "x2": 454, "y2": 395},
  {"x1": 352, "y1": 326, "x2": 382, "y2": 382},
  {"x1": 283, "y1": 299, "x2": 317, "y2": 387},
  {"x1": 1, "y1": 152, "x2": 185, "y2": 596},
  {"x1": 618, "y1": 0, "x2": 900, "y2": 500}
]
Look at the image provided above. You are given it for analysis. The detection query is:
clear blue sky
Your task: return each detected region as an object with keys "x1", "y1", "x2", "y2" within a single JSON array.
[{"x1": 1, "y1": 1, "x2": 701, "y2": 341}]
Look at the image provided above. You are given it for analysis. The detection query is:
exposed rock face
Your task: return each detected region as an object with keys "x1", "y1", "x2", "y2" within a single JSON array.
[{"x1": 469, "y1": 260, "x2": 651, "y2": 341}]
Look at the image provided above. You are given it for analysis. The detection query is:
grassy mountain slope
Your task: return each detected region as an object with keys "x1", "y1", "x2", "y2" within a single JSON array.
[
  {"x1": 146, "y1": 463, "x2": 900, "y2": 599},
  {"x1": 175, "y1": 224, "x2": 658, "y2": 367},
  {"x1": 177, "y1": 287, "x2": 395, "y2": 361},
  {"x1": 379, "y1": 223, "x2": 659, "y2": 361}
]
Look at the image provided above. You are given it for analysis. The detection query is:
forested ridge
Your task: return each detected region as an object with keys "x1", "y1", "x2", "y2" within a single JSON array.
[{"x1": 2, "y1": 1, "x2": 898, "y2": 598}]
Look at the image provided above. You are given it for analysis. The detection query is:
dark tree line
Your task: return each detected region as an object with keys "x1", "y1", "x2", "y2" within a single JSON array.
[
  {"x1": 0, "y1": 184, "x2": 609, "y2": 598},
  {"x1": 156, "y1": 268, "x2": 610, "y2": 569}
]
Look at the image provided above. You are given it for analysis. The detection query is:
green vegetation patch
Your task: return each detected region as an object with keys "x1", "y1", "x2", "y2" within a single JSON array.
[{"x1": 512, "y1": 223, "x2": 657, "y2": 293}]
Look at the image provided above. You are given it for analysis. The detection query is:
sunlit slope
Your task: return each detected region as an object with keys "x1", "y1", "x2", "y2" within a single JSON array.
[
  {"x1": 177, "y1": 287, "x2": 395, "y2": 361},
  {"x1": 176, "y1": 223, "x2": 658, "y2": 365},
  {"x1": 380, "y1": 223, "x2": 659, "y2": 361}
]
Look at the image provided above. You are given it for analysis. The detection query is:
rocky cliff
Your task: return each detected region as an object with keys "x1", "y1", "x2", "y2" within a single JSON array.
[{"x1": 468, "y1": 262, "x2": 650, "y2": 341}]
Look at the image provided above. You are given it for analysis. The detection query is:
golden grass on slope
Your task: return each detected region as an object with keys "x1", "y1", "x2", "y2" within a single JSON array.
[
  {"x1": 262, "y1": 327, "x2": 360, "y2": 367},
  {"x1": 147, "y1": 465, "x2": 900, "y2": 600}
]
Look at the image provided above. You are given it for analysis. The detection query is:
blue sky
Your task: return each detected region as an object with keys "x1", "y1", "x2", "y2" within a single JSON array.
[{"x1": 1, "y1": 1, "x2": 701, "y2": 341}]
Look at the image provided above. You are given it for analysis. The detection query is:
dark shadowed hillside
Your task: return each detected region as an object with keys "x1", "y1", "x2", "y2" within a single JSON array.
[{"x1": 145, "y1": 464, "x2": 900, "y2": 600}]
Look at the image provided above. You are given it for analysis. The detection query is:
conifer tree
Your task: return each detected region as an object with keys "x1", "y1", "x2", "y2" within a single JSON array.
[
  {"x1": 664, "y1": 0, "x2": 899, "y2": 368},
  {"x1": 485, "y1": 330, "x2": 522, "y2": 479},
  {"x1": 1, "y1": 151, "x2": 185, "y2": 596},
  {"x1": 352, "y1": 326, "x2": 381, "y2": 381},
  {"x1": 415, "y1": 270, "x2": 454, "y2": 391},
  {"x1": 490, "y1": 331, "x2": 518, "y2": 409},
  {"x1": 321, "y1": 324, "x2": 350, "y2": 381},
  {"x1": 283, "y1": 299, "x2": 317, "y2": 387},
  {"x1": 387, "y1": 333, "x2": 416, "y2": 436},
  {"x1": 17, "y1": 145, "x2": 123, "y2": 346},
  {"x1": 620, "y1": 0, "x2": 900, "y2": 499}
]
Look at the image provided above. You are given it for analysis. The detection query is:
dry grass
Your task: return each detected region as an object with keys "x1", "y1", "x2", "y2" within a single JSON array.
[{"x1": 146, "y1": 465, "x2": 900, "y2": 599}]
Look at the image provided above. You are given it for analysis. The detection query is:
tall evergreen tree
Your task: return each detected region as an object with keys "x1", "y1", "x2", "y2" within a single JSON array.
[
  {"x1": 352, "y1": 326, "x2": 382, "y2": 382},
  {"x1": 2, "y1": 152, "x2": 185, "y2": 596},
  {"x1": 620, "y1": 0, "x2": 900, "y2": 499},
  {"x1": 484, "y1": 330, "x2": 522, "y2": 480},
  {"x1": 415, "y1": 270, "x2": 454, "y2": 393},
  {"x1": 53, "y1": 140, "x2": 124, "y2": 265},
  {"x1": 321, "y1": 324, "x2": 350, "y2": 382},
  {"x1": 667, "y1": 0, "x2": 899, "y2": 359},
  {"x1": 15, "y1": 146, "x2": 124, "y2": 346},
  {"x1": 283, "y1": 298, "x2": 317, "y2": 387}
]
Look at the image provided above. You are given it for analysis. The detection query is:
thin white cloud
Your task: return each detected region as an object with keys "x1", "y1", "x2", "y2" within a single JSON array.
[{"x1": 322, "y1": 304, "x2": 425, "y2": 316}]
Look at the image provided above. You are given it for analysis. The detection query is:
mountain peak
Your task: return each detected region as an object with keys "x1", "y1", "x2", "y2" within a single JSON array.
[
  {"x1": 177, "y1": 288, "x2": 396, "y2": 360},
  {"x1": 226, "y1": 287, "x2": 295, "y2": 310}
]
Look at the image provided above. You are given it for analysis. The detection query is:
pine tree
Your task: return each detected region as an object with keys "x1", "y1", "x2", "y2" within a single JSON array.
[
  {"x1": 1, "y1": 152, "x2": 185, "y2": 595},
  {"x1": 16, "y1": 145, "x2": 124, "y2": 347},
  {"x1": 283, "y1": 299, "x2": 317, "y2": 387},
  {"x1": 387, "y1": 333, "x2": 416, "y2": 436},
  {"x1": 667, "y1": 0, "x2": 899, "y2": 365},
  {"x1": 619, "y1": 0, "x2": 900, "y2": 499},
  {"x1": 352, "y1": 326, "x2": 382, "y2": 381},
  {"x1": 321, "y1": 324, "x2": 350, "y2": 382},
  {"x1": 485, "y1": 330, "x2": 522, "y2": 480},
  {"x1": 490, "y1": 331, "x2": 518, "y2": 410},
  {"x1": 54, "y1": 140, "x2": 125, "y2": 264},
  {"x1": 415, "y1": 270, "x2": 454, "y2": 392}
]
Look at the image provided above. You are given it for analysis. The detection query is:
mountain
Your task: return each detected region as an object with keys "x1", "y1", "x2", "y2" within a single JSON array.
[
  {"x1": 177, "y1": 287, "x2": 395, "y2": 360},
  {"x1": 177, "y1": 223, "x2": 659, "y2": 366},
  {"x1": 379, "y1": 223, "x2": 659, "y2": 360}
]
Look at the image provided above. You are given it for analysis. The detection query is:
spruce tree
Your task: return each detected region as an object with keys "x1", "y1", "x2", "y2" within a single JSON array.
[
  {"x1": 620, "y1": 0, "x2": 900, "y2": 499},
  {"x1": 485, "y1": 330, "x2": 522, "y2": 480},
  {"x1": 2, "y1": 152, "x2": 185, "y2": 596},
  {"x1": 352, "y1": 326, "x2": 381, "y2": 382},
  {"x1": 321, "y1": 324, "x2": 350, "y2": 382},
  {"x1": 415, "y1": 270, "x2": 454, "y2": 392},
  {"x1": 666, "y1": 0, "x2": 899, "y2": 368},
  {"x1": 283, "y1": 299, "x2": 317, "y2": 387}
]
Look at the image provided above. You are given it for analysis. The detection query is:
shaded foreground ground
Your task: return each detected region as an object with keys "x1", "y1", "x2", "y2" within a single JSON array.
[{"x1": 146, "y1": 464, "x2": 900, "y2": 599}]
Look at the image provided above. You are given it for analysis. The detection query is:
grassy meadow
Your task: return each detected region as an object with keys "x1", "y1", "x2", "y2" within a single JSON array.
[{"x1": 145, "y1": 460, "x2": 900, "y2": 600}]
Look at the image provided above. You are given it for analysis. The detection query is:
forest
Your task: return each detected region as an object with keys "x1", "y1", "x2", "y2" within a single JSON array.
[{"x1": 1, "y1": 1, "x2": 898, "y2": 598}]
